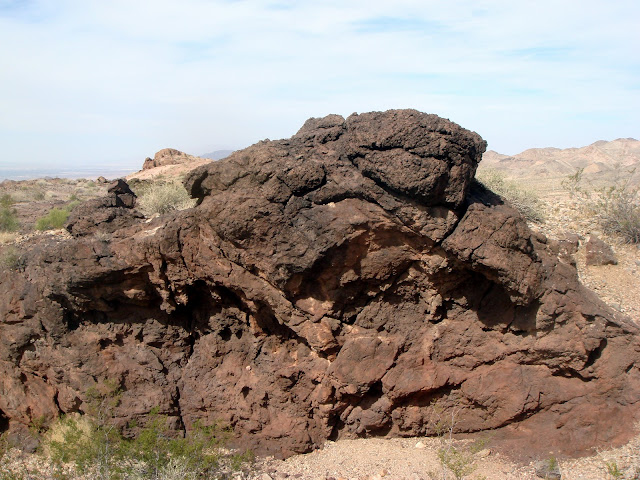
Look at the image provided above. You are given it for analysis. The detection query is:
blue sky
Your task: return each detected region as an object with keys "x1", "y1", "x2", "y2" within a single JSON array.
[{"x1": 0, "y1": 0, "x2": 638, "y2": 172}]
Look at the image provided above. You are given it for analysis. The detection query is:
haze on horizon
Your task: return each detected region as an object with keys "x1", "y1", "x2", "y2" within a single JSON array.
[{"x1": 0, "y1": 0, "x2": 638, "y2": 174}]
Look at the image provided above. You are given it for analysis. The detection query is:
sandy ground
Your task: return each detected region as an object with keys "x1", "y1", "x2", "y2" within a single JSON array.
[{"x1": 249, "y1": 433, "x2": 640, "y2": 480}]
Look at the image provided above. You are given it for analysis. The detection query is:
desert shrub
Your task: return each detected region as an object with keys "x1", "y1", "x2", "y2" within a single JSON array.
[
  {"x1": 564, "y1": 168, "x2": 640, "y2": 244},
  {"x1": 597, "y1": 448, "x2": 640, "y2": 480},
  {"x1": 0, "y1": 247, "x2": 23, "y2": 270},
  {"x1": 0, "y1": 194, "x2": 14, "y2": 208},
  {"x1": 427, "y1": 398, "x2": 489, "y2": 480},
  {"x1": 605, "y1": 460, "x2": 624, "y2": 479},
  {"x1": 34, "y1": 201, "x2": 79, "y2": 231},
  {"x1": 32, "y1": 189, "x2": 45, "y2": 201},
  {"x1": 43, "y1": 380, "x2": 252, "y2": 480},
  {"x1": 46, "y1": 380, "x2": 124, "y2": 479},
  {"x1": 135, "y1": 181, "x2": 196, "y2": 216},
  {"x1": 126, "y1": 409, "x2": 232, "y2": 480},
  {"x1": 590, "y1": 183, "x2": 640, "y2": 244},
  {"x1": 476, "y1": 169, "x2": 544, "y2": 223},
  {"x1": 0, "y1": 207, "x2": 19, "y2": 232},
  {"x1": 35, "y1": 208, "x2": 69, "y2": 231},
  {"x1": 46, "y1": 413, "x2": 250, "y2": 480},
  {"x1": 47, "y1": 414, "x2": 119, "y2": 478},
  {"x1": 0, "y1": 194, "x2": 19, "y2": 232}
]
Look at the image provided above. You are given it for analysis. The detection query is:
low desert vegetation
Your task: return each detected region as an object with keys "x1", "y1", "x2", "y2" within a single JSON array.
[
  {"x1": 35, "y1": 208, "x2": 69, "y2": 231},
  {"x1": 34, "y1": 200, "x2": 79, "y2": 231},
  {"x1": 596, "y1": 449, "x2": 640, "y2": 480},
  {"x1": 427, "y1": 399, "x2": 488, "y2": 480},
  {"x1": 132, "y1": 180, "x2": 196, "y2": 216},
  {"x1": 564, "y1": 167, "x2": 640, "y2": 244},
  {"x1": 0, "y1": 194, "x2": 19, "y2": 232},
  {"x1": 0, "y1": 380, "x2": 253, "y2": 480},
  {"x1": 0, "y1": 231, "x2": 18, "y2": 244},
  {"x1": 0, "y1": 246, "x2": 23, "y2": 270},
  {"x1": 10, "y1": 185, "x2": 46, "y2": 202},
  {"x1": 476, "y1": 168, "x2": 544, "y2": 223}
]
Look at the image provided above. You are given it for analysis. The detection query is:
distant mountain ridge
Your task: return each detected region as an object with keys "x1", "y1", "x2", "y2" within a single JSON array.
[
  {"x1": 481, "y1": 138, "x2": 640, "y2": 185},
  {"x1": 200, "y1": 149, "x2": 234, "y2": 160}
]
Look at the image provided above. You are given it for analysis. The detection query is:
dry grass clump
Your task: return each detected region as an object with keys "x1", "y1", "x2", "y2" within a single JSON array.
[
  {"x1": 476, "y1": 169, "x2": 544, "y2": 223},
  {"x1": 133, "y1": 180, "x2": 196, "y2": 216},
  {"x1": 564, "y1": 168, "x2": 640, "y2": 244},
  {"x1": 8, "y1": 185, "x2": 46, "y2": 202},
  {"x1": 0, "y1": 231, "x2": 18, "y2": 244},
  {"x1": 0, "y1": 246, "x2": 23, "y2": 270}
]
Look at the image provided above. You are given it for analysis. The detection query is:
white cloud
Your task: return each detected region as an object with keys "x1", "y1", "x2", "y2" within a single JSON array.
[{"x1": 0, "y1": 0, "x2": 638, "y2": 173}]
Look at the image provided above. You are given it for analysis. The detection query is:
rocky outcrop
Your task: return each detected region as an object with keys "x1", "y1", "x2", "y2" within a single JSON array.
[
  {"x1": 142, "y1": 148, "x2": 201, "y2": 170},
  {"x1": 66, "y1": 179, "x2": 141, "y2": 237},
  {"x1": 1, "y1": 110, "x2": 639, "y2": 459}
]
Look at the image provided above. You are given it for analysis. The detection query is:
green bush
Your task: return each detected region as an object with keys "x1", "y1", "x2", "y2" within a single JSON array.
[
  {"x1": 0, "y1": 194, "x2": 19, "y2": 232},
  {"x1": 126, "y1": 409, "x2": 231, "y2": 480},
  {"x1": 42, "y1": 380, "x2": 252, "y2": 480},
  {"x1": 35, "y1": 208, "x2": 70, "y2": 231},
  {"x1": 135, "y1": 181, "x2": 196, "y2": 216},
  {"x1": 0, "y1": 207, "x2": 19, "y2": 232},
  {"x1": 34, "y1": 201, "x2": 79, "y2": 231},
  {"x1": 46, "y1": 412, "x2": 250, "y2": 480},
  {"x1": 0, "y1": 194, "x2": 14, "y2": 208},
  {"x1": 476, "y1": 169, "x2": 544, "y2": 223}
]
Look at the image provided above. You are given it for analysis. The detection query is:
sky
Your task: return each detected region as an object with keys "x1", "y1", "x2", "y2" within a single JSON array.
[{"x1": 0, "y1": 0, "x2": 638, "y2": 175}]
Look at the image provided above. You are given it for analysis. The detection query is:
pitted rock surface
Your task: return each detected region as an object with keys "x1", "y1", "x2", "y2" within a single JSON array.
[
  {"x1": 1, "y1": 109, "x2": 639, "y2": 458},
  {"x1": 585, "y1": 235, "x2": 618, "y2": 266},
  {"x1": 66, "y1": 179, "x2": 140, "y2": 237}
]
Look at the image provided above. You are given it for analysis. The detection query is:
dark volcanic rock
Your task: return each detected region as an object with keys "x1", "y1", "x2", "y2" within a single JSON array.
[
  {"x1": 66, "y1": 179, "x2": 141, "y2": 237},
  {"x1": 1, "y1": 110, "x2": 639, "y2": 459},
  {"x1": 585, "y1": 235, "x2": 618, "y2": 266}
]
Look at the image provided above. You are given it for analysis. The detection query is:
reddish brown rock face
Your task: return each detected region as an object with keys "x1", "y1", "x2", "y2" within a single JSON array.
[{"x1": 1, "y1": 109, "x2": 639, "y2": 458}]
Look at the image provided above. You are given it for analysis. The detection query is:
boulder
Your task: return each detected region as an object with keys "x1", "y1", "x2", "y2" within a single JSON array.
[
  {"x1": 585, "y1": 235, "x2": 618, "y2": 265},
  {"x1": 66, "y1": 179, "x2": 141, "y2": 237},
  {"x1": 1, "y1": 110, "x2": 639, "y2": 459}
]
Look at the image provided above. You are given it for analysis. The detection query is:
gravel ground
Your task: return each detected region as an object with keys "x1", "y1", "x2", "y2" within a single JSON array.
[{"x1": 248, "y1": 433, "x2": 640, "y2": 480}]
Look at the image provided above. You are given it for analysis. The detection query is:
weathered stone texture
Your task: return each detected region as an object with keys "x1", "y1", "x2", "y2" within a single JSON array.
[{"x1": 1, "y1": 110, "x2": 639, "y2": 458}]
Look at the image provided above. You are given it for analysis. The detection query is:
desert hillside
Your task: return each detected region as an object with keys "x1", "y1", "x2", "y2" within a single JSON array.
[{"x1": 481, "y1": 138, "x2": 640, "y2": 192}]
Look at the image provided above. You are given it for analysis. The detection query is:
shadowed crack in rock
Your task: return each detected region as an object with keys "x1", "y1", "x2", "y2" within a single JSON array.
[{"x1": 1, "y1": 109, "x2": 639, "y2": 459}]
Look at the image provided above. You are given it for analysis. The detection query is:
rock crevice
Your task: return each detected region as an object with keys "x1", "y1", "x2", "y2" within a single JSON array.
[{"x1": 1, "y1": 109, "x2": 639, "y2": 458}]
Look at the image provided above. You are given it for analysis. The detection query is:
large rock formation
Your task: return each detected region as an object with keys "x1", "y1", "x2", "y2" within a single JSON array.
[
  {"x1": 142, "y1": 148, "x2": 202, "y2": 170},
  {"x1": 1, "y1": 110, "x2": 639, "y2": 458}
]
